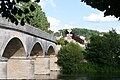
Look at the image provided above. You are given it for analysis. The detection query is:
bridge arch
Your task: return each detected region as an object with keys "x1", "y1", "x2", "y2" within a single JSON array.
[
  {"x1": 2, "y1": 37, "x2": 26, "y2": 59},
  {"x1": 46, "y1": 45, "x2": 56, "y2": 55},
  {"x1": 30, "y1": 42, "x2": 44, "y2": 57}
]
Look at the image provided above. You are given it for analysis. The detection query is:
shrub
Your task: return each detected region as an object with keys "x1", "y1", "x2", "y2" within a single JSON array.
[{"x1": 57, "y1": 42, "x2": 84, "y2": 73}]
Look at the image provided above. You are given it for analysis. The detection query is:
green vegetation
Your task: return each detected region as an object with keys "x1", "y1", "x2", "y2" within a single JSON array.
[
  {"x1": 0, "y1": 0, "x2": 40, "y2": 25},
  {"x1": 57, "y1": 42, "x2": 84, "y2": 73},
  {"x1": 57, "y1": 29, "x2": 120, "y2": 74},
  {"x1": 84, "y1": 29, "x2": 120, "y2": 73},
  {"x1": 72, "y1": 28, "x2": 100, "y2": 40},
  {"x1": 54, "y1": 28, "x2": 101, "y2": 40},
  {"x1": 15, "y1": 1, "x2": 52, "y2": 33},
  {"x1": 85, "y1": 29, "x2": 120, "y2": 65},
  {"x1": 56, "y1": 38, "x2": 68, "y2": 45},
  {"x1": 0, "y1": 0, "x2": 53, "y2": 33}
]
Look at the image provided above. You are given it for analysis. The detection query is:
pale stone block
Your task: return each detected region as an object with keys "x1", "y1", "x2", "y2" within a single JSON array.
[
  {"x1": 0, "y1": 59, "x2": 7, "y2": 79},
  {"x1": 50, "y1": 71, "x2": 60, "y2": 79},
  {"x1": 35, "y1": 56, "x2": 50, "y2": 75},
  {"x1": 35, "y1": 74, "x2": 50, "y2": 79},
  {"x1": 50, "y1": 55, "x2": 60, "y2": 71},
  {"x1": 7, "y1": 57, "x2": 35, "y2": 79}
]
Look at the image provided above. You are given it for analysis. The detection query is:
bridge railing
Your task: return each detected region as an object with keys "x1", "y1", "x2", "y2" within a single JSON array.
[{"x1": 0, "y1": 17, "x2": 56, "y2": 43}]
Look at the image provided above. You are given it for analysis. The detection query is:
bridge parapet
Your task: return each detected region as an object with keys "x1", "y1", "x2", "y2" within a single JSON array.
[{"x1": 0, "y1": 17, "x2": 56, "y2": 43}]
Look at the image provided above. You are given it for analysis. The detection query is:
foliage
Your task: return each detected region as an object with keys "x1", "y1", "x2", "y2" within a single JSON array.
[
  {"x1": 72, "y1": 28, "x2": 100, "y2": 40},
  {"x1": 74, "y1": 63, "x2": 97, "y2": 73},
  {"x1": 81, "y1": 0, "x2": 120, "y2": 19},
  {"x1": 0, "y1": 0, "x2": 40, "y2": 25},
  {"x1": 57, "y1": 42, "x2": 84, "y2": 73},
  {"x1": 57, "y1": 29, "x2": 120, "y2": 74},
  {"x1": 84, "y1": 29, "x2": 120, "y2": 66},
  {"x1": 54, "y1": 28, "x2": 100, "y2": 40},
  {"x1": 56, "y1": 38, "x2": 68, "y2": 45},
  {"x1": 96, "y1": 65, "x2": 120, "y2": 73},
  {"x1": 15, "y1": 1, "x2": 51, "y2": 32}
]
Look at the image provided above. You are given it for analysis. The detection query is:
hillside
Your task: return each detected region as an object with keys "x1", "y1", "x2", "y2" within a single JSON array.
[{"x1": 54, "y1": 28, "x2": 102, "y2": 40}]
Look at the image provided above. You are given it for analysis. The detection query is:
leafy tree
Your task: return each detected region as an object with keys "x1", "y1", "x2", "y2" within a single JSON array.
[
  {"x1": 56, "y1": 38, "x2": 68, "y2": 45},
  {"x1": 0, "y1": 0, "x2": 40, "y2": 25},
  {"x1": 81, "y1": 0, "x2": 120, "y2": 19},
  {"x1": 57, "y1": 42, "x2": 84, "y2": 73},
  {"x1": 72, "y1": 28, "x2": 100, "y2": 40},
  {"x1": 15, "y1": 1, "x2": 51, "y2": 32},
  {"x1": 85, "y1": 29, "x2": 120, "y2": 66},
  {"x1": 55, "y1": 28, "x2": 100, "y2": 40}
]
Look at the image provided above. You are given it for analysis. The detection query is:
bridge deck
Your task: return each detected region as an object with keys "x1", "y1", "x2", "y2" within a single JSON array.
[{"x1": 0, "y1": 17, "x2": 56, "y2": 43}]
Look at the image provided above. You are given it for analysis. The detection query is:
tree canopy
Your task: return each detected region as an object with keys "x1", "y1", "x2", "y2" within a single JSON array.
[
  {"x1": 15, "y1": 1, "x2": 51, "y2": 33},
  {"x1": 54, "y1": 28, "x2": 101, "y2": 40},
  {"x1": 81, "y1": 0, "x2": 120, "y2": 19},
  {"x1": 84, "y1": 29, "x2": 120, "y2": 66},
  {"x1": 0, "y1": 0, "x2": 40, "y2": 25}
]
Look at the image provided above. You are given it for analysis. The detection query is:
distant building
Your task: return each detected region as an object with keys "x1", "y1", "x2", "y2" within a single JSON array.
[
  {"x1": 64, "y1": 29, "x2": 86, "y2": 48},
  {"x1": 55, "y1": 29, "x2": 87, "y2": 48}
]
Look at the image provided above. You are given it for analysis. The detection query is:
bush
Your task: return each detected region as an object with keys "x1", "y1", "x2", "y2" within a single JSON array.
[
  {"x1": 76, "y1": 63, "x2": 97, "y2": 73},
  {"x1": 57, "y1": 42, "x2": 84, "y2": 73}
]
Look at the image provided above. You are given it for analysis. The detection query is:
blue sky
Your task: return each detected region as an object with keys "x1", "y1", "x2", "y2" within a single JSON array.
[{"x1": 39, "y1": 0, "x2": 120, "y2": 33}]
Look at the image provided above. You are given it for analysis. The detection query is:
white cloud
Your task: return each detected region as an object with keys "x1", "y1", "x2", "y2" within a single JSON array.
[
  {"x1": 39, "y1": 0, "x2": 56, "y2": 9},
  {"x1": 63, "y1": 24, "x2": 76, "y2": 29},
  {"x1": 47, "y1": 16, "x2": 60, "y2": 27},
  {"x1": 83, "y1": 12, "x2": 118, "y2": 22},
  {"x1": 47, "y1": 16, "x2": 61, "y2": 31},
  {"x1": 47, "y1": 16, "x2": 77, "y2": 32},
  {"x1": 97, "y1": 27, "x2": 120, "y2": 34}
]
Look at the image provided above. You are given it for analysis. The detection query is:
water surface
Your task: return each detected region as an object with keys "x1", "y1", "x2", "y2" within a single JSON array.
[{"x1": 35, "y1": 72, "x2": 120, "y2": 80}]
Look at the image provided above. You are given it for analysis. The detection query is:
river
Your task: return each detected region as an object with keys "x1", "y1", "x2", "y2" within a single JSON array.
[
  {"x1": 35, "y1": 72, "x2": 120, "y2": 80},
  {"x1": 58, "y1": 73, "x2": 120, "y2": 80}
]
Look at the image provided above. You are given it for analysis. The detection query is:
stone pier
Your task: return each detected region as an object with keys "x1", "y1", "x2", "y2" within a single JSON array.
[
  {"x1": 0, "y1": 56, "x2": 60, "y2": 79},
  {"x1": 35, "y1": 56, "x2": 50, "y2": 75},
  {"x1": 50, "y1": 55, "x2": 60, "y2": 71},
  {"x1": 7, "y1": 57, "x2": 35, "y2": 79},
  {"x1": 0, "y1": 57, "x2": 7, "y2": 79}
]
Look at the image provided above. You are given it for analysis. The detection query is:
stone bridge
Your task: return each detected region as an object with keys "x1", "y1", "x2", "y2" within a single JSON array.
[{"x1": 0, "y1": 17, "x2": 60, "y2": 79}]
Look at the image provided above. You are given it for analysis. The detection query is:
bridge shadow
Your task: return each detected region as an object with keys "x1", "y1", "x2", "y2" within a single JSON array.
[
  {"x1": 2, "y1": 38, "x2": 26, "y2": 58},
  {"x1": 30, "y1": 42, "x2": 43, "y2": 57}
]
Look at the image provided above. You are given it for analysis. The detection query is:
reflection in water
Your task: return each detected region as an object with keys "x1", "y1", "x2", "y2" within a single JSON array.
[
  {"x1": 35, "y1": 71, "x2": 60, "y2": 79},
  {"x1": 58, "y1": 73, "x2": 120, "y2": 80},
  {"x1": 35, "y1": 72, "x2": 120, "y2": 80}
]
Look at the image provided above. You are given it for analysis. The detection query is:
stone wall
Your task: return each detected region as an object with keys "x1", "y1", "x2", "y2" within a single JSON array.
[
  {"x1": 50, "y1": 55, "x2": 60, "y2": 71},
  {"x1": 0, "y1": 56, "x2": 60, "y2": 79},
  {"x1": 0, "y1": 58, "x2": 7, "y2": 79},
  {"x1": 34, "y1": 56, "x2": 50, "y2": 75},
  {"x1": 7, "y1": 57, "x2": 34, "y2": 79}
]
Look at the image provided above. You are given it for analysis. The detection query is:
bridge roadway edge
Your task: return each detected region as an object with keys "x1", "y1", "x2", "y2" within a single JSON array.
[{"x1": 0, "y1": 17, "x2": 56, "y2": 44}]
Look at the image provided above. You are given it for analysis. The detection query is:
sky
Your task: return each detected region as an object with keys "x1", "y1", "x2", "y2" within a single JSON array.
[{"x1": 39, "y1": 0, "x2": 120, "y2": 33}]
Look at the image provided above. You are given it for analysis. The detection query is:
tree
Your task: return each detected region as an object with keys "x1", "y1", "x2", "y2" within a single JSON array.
[
  {"x1": 81, "y1": 0, "x2": 120, "y2": 19},
  {"x1": 0, "y1": 0, "x2": 40, "y2": 25},
  {"x1": 54, "y1": 28, "x2": 100, "y2": 40},
  {"x1": 57, "y1": 42, "x2": 84, "y2": 73},
  {"x1": 85, "y1": 29, "x2": 120, "y2": 66},
  {"x1": 56, "y1": 38, "x2": 68, "y2": 45},
  {"x1": 15, "y1": 1, "x2": 51, "y2": 32}
]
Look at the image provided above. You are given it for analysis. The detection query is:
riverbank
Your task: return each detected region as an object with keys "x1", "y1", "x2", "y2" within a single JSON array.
[{"x1": 60, "y1": 63, "x2": 120, "y2": 74}]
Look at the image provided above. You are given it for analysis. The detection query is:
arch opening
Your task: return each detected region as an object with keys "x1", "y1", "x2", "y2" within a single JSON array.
[
  {"x1": 30, "y1": 42, "x2": 43, "y2": 56},
  {"x1": 46, "y1": 46, "x2": 55, "y2": 56},
  {"x1": 2, "y1": 38, "x2": 26, "y2": 59}
]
